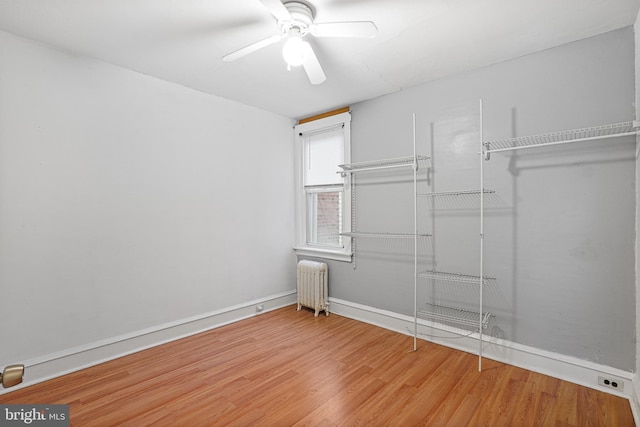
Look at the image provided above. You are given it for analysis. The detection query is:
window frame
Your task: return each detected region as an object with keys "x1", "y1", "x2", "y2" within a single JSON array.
[{"x1": 294, "y1": 112, "x2": 352, "y2": 262}]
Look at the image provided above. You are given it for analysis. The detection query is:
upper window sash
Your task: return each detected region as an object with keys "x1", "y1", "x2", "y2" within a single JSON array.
[{"x1": 302, "y1": 127, "x2": 345, "y2": 187}]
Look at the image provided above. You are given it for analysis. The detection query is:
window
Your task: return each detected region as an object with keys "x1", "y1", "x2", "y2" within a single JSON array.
[{"x1": 294, "y1": 112, "x2": 351, "y2": 261}]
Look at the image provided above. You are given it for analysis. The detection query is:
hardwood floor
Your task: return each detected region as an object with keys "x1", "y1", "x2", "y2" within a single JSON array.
[{"x1": 1, "y1": 305, "x2": 634, "y2": 426}]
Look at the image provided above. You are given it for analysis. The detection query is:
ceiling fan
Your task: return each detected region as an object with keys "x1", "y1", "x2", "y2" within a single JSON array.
[{"x1": 222, "y1": 0, "x2": 378, "y2": 85}]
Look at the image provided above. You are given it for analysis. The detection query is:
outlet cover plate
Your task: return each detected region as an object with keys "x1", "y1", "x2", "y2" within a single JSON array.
[{"x1": 598, "y1": 374, "x2": 624, "y2": 392}]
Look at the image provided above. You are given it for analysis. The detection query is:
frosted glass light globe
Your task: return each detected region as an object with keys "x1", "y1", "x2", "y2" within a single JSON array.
[{"x1": 282, "y1": 36, "x2": 309, "y2": 67}]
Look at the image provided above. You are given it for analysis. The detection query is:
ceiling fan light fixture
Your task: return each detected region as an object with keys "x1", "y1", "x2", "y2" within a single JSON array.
[
  {"x1": 282, "y1": 34, "x2": 309, "y2": 67},
  {"x1": 224, "y1": 0, "x2": 377, "y2": 84}
]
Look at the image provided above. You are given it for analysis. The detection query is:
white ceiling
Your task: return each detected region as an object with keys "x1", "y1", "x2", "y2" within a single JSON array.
[{"x1": 0, "y1": 0, "x2": 638, "y2": 119}]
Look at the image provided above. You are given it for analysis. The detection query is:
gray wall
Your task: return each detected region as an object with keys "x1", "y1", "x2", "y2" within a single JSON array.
[
  {"x1": 325, "y1": 27, "x2": 636, "y2": 371},
  {"x1": 635, "y1": 12, "x2": 640, "y2": 392},
  {"x1": 0, "y1": 31, "x2": 297, "y2": 364}
]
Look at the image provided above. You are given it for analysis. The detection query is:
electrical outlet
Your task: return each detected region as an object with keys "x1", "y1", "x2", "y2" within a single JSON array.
[
  {"x1": 256, "y1": 304, "x2": 264, "y2": 313},
  {"x1": 598, "y1": 375, "x2": 624, "y2": 392}
]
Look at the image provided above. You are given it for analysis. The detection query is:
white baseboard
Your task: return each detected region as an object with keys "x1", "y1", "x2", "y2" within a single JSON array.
[
  {"x1": 0, "y1": 290, "x2": 297, "y2": 395},
  {"x1": 329, "y1": 298, "x2": 636, "y2": 402}
]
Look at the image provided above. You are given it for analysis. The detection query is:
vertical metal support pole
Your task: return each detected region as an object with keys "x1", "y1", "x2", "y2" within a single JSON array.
[
  {"x1": 351, "y1": 173, "x2": 357, "y2": 269},
  {"x1": 413, "y1": 113, "x2": 418, "y2": 352},
  {"x1": 479, "y1": 99, "x2": 484, "y2": 372}
]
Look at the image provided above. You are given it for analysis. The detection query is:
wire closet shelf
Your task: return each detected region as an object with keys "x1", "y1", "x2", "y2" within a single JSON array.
[
  {"x1": 418, "y1": 304, "x2": 493, "y2": 330},
  {"x1": 483, "y1": 121, "x2": 637, "y2": 158},
  {"x1": 338, "y1": 155, "x2": 429, "y2": 176},
  {"x1": 340, "y1": 231, "x2": 431, "y2": 239},
  {"x1": 418, "y1": 269, "x2": 495, "y2": 285},
  {"x1": 417, "y1": 189, "x2": 495, "y2": 198}
]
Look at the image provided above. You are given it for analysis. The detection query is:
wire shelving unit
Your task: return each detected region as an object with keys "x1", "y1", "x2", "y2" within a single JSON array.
[
  {"x1": 339, "y1": 115, "x2": 428, "y2": 350},
  {"x1": 414, "y1": 102, "x2": 492, "y2": 371},
  {"x1": 335, "y1": 103, "x2": 636, "y2": 373},
  {"x1": 479, "y1": 103, "x2": 638, "y2": 368}
]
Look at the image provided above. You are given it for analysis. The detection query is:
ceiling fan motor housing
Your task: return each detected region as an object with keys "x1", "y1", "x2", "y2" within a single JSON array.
[{"x1": 281, "y1": 1, "x2": 314, "y2": 35}]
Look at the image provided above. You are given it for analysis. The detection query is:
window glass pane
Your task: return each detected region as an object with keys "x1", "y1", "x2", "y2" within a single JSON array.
[
  {"x1": 304, "y1": 128, "x2": 344, "y2": 186},
  {"x1": 306, "y1": 190, "x2": 343, "y2": 246}
]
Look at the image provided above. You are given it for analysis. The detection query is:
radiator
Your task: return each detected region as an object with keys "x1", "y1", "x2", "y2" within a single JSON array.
[{"x1": 296, "y1": 260, "x2": 329, "y2": 317}]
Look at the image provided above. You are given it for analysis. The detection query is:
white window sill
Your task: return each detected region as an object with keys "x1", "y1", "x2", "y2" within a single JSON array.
[{"x1": 293, "y1": 247, "x2": 352, "y2": 262}]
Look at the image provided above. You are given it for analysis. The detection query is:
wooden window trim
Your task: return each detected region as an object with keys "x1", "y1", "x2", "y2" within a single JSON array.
[{"x1": 298, "y1": 107, "x2": 350, "y2": 125}]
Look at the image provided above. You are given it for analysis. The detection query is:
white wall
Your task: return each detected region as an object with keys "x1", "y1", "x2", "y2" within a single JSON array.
[
  {"x1": 0, "y1": 31, "x2": 296, "y2": 367},
  {"x1": 324, "y1": 27, "x2": 636, "y2": 371}
]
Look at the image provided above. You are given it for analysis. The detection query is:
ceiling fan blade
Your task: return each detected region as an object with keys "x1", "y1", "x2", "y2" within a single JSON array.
[
  {"x1": 302, "y1": 45, "x2": 326, "y2": 85},
  {"x1": 258, "y1": 0, "x2": 292, "y2": 22},
  {"x1": 223, "y1": 34, "x2": 283, "y2": 62},
  {"x1": 310, "y1": 21, "x2": 378, "y2": 38}
]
